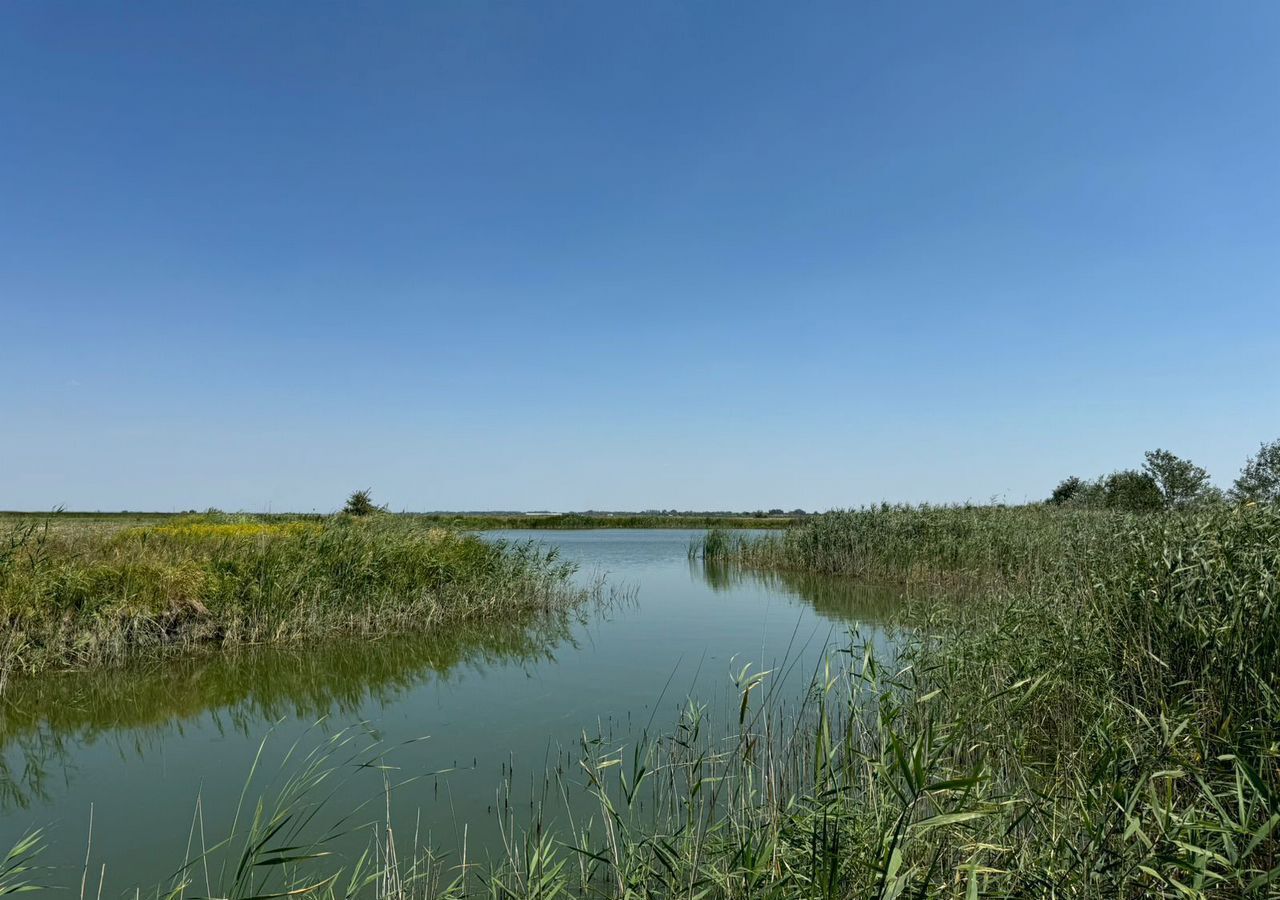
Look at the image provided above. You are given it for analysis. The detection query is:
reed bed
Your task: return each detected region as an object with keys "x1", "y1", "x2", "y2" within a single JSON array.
[
  {"x1": 6, "y1": 504, "x2": 1278, "y2": 897},
  {"x1": 692, "y1": 504, "x2": 1136, "y2": 585},
  {"x1": 0, "y1": 513, "x2": 583, "y2": 677}
]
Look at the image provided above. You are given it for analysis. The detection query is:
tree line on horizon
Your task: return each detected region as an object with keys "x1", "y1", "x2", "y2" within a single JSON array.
[
  {"x1": 1049, "y1": 437, "x2": 1280, "y2": 511},
  {"x1": 337, "y1": 439, "x2": 1280, "y2": 520}
]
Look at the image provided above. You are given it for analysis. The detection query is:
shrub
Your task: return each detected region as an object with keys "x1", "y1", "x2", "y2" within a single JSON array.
[
  {"x1": 342, "y1": 489, "x2": 380, "y2": 516},
  {"x1": 1231, "y1": 437, "x2": 1280, "y2": 503},
  {"x1": 1103, "y1": 468, "x2": 1164, "y2": 511},
  {"x1": 1049, "y1": 475, "x2": 1083, "y2": 505}
]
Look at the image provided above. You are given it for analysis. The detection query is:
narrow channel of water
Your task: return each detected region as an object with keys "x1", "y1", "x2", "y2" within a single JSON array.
[{"x1": 0, "y1": 529, "x2": 906, "y2": 891}]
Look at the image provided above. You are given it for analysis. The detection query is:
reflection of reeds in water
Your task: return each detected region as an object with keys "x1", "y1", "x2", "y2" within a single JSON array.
[
  {"x1": 0, "y1": 627, "x2": 1053, "y2": 898},
  {"x1": 694, "y1": 557, "x2": 919, "y2": 624},
  {"x1": 0, "y1": 584, "x2": 630, "y2": 811}
]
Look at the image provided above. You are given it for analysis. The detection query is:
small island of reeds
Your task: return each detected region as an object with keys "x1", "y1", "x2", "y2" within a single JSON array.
[{"x1": 0, "y1": 509, "x2": 581, "y2": 678}]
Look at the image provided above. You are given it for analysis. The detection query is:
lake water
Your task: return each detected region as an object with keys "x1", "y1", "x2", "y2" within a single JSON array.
[{"x1": 0, "y1": 529, "x2": 904, "y2": 892}]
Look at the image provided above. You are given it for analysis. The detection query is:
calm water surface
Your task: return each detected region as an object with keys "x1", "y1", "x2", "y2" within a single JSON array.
[{"x1": 0, "y1": 529, "x2": 904, "y2": 892}]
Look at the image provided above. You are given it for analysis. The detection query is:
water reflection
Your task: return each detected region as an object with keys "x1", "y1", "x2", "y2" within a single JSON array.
[
  {"x1": 0, "y1": 611, "x2": 581, "y2": 809},
  {"x1": 0, "y1": 549, "x2": 904, "y2": 817},
  {"x1": 696, "y1": 559, "x2": 909, "y2": 624}
]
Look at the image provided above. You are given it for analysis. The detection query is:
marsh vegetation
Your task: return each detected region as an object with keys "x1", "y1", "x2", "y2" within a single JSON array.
[
  {"x1": 684, "y1": 502, "x2": 1280, "y2": 896},
  {"x1": 0, "y1": 512, "x2": 582, "y2": 677},
  {"x1": 93, "y1": 502, "x2": 1275, "y2": 898},
  {"x1": 3, "y1": 448, "x2": 1278, "y2": 897}
]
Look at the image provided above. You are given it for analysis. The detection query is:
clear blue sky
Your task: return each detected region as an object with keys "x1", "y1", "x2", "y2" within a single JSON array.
[{"x1": 3, "y1": 2, "x2": 1277, "y2": 512}]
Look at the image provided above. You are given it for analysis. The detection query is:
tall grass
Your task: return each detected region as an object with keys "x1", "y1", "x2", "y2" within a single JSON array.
[
  {"x1": 9, "y1": 504, "x2": 1279, "y2": 897},
  {"x1": 693, "y1": 504, "x2": 1135, "y2": 585},
  {"x1": 669, "y1": 502, "x2": 1280, "y2": 896},
  {"x1": 0, "y1": 513, "x2": 583, "y2": 677},
  {"x1": 480, "y1": 503, "x2": 1279, "y2": 896}
]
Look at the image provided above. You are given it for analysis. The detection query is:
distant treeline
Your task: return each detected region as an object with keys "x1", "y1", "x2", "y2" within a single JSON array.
[
  {"x1": 0, "y1": 509, "x2": 802, "y2": 529},
  {"x1": 1048, "y1": 437, "x2": 1280, "y2": 511},
  {"x1": 406, "y1": 512, "x2": 797, "y2": 530}
]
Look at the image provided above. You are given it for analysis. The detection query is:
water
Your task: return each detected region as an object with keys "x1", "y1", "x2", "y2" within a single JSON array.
[{"x1": 0, "y1": 529, "x2": 904, "y2": 892}]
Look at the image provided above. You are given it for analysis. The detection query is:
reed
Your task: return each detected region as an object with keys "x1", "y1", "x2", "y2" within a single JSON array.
[
  {"x1": 451, "y1": 504, "x2": 1280, "y2": 895},
  {"x1": 0, "y1": 513, "x2": 583, "y2": 677},
  {"x1": 693, "y1": 503, "x2": 1136, "y2": 585},
  {"x1": 9, "y1": 503, "x2": 1279, "y2": 897}
]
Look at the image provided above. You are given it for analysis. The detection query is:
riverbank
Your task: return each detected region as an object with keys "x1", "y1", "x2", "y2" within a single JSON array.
[
  {"x1": 693, "y1": 503, "x2": 1128, "y2": 583},
  {"x1": 667, "y1": 503, "x2": 1280, "y2": 896},
  {"x1": 0, "y1": 513, "x2": 583, "y2": 677}
]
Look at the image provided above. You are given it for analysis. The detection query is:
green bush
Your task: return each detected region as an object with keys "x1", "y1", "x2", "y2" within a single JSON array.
[
  {"x1": 1103, "y1": 468, "x2": 1165, "y2": 510},
  {"x1": 1232, "y1": 437, "x2": 1280, "y2": 503}
]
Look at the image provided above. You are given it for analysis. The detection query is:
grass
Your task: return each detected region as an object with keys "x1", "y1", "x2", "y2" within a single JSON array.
[
  {"x1": 7, "y1": 503, "x2": 1279, "y2": 897},
  {"x1": 669, "y1": 502, "x2": 1280, "y2": 896},
  {"x1": 691, "y1": 503, "x2": 1129, "y2": 584},
  {"x1": 0, "y1": 512, "x2": 585, "y2": 678}
]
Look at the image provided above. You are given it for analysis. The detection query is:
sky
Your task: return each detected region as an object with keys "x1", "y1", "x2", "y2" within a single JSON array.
[{"x1": 2, "y1": 2, "x2": 1278, "y2": 513}]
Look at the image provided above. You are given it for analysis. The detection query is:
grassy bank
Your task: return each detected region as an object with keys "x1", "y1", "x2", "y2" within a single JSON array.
[
  {"x1": 0, "y1": 513, "x2": 583, "y2": 677},
  {"x1": 660, "y1": 503, "x2": 1280, "y2": 896},
  {"x1": 691, "y1": 503, "x2": 1131, "y2": 584}
]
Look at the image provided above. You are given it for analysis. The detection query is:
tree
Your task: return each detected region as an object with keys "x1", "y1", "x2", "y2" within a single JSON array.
[
  {"x1": 1142, "y1": 449, "x2": 1211, "y2": 509},
  {"x1": 1073, "y1": 478, "x2": 1108, "y2": 508},
  {"x1": 343, "y1": 489, "x2": 379, "y2": 516},
  {"x1": 1049, "y1": 476, "x2": 1083, "y2": 506},
  {"x1": 1103, "y1": 470, "x2": 1163, "y2": 511},
  {"x1": 1231, "y1": 438, "x2": 1280, "y2": 503}
]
